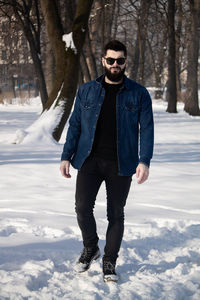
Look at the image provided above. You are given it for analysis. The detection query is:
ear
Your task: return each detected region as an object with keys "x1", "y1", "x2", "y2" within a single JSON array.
[{"x1": 102, "y1": 57, "x2": 105, "y2": 67}]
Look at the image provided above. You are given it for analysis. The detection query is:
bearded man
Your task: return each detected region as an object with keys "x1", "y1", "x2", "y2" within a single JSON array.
[{"x1": 60, "y1": 40, "x2": 154, "y2": 282}]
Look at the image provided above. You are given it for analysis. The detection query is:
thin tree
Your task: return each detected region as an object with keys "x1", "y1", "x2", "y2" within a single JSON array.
[
  {"x1": 0, "y1": 0, "x2": 48, "y2": 109},
  {"x1": 147, "y1": 0, "x2": 168, "y2": 99},
  {"x1": 166, "y1": 0, "x2": 177, "y2": 113}
]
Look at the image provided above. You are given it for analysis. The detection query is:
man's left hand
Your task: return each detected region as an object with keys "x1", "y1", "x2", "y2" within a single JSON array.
[{"x1": 136, "y1": 163, "x2": 149, "y2": 184}]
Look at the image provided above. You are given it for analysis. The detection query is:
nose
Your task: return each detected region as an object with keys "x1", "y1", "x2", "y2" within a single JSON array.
[{"x1": 112, "y1": 60, "x2": 118, "y2": 67}]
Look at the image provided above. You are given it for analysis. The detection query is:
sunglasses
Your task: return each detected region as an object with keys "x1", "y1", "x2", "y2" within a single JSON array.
[{"x1": 104, "y1": 57, "x2": 126, "y2": 65}]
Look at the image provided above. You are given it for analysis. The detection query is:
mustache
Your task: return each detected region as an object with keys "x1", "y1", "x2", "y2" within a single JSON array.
[{"x1": 110, "y1": 67, "x2": 121, "y2": 71}]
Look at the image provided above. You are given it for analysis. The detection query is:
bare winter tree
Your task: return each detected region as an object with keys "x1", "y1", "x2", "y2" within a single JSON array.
[
  {"x1": 184, "y1": 0, "x2": 200, "y2": 116},
  {"x1": 41, "y1": 0, "x2": 93, "y2": 142},
  {"x1": 125, "y1": 0, "x2": 152, "y2": 84},
  {"x1": 81, "y1": 30, "x2": 98, "y2": 81},
  {"x1": 81, "y1": 0, "x2": 116, "y2": 80},
  {"x1": 0, "y1": 0, "x2": 48, "y2": 109},
  {"x1": 81, "y1": 0, "x2": 101, "y2": 81},
  {"x1": 175, "y1": 0, "x2": 183, "y2": 101},
  {"x1": 101, "y1": 0, "x2": 115, "y2": 50},
  {"x1": 166, "y1": 0, "x2": 177, "y2": 113},
  {"x1": 147, "y1": 1, "x2": 168, "y2": 99},
  {"x1": 41, "y1": 26, "x2": 55, "y2": 95}
]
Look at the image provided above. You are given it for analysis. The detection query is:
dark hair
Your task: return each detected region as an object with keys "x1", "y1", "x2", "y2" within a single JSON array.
[{"x1": 103, "y1": 40, "x2": 127, "y2": 57}]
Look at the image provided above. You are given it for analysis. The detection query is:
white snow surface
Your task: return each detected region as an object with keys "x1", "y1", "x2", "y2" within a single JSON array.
[
  {"x1": 0, "y1": 96, "x2": 200, "y2": 299},
  {"x1": 62, "y1": 33, "x2": 77, "y2": 54}
]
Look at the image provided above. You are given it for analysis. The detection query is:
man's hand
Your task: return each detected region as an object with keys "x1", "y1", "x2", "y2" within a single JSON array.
[
  {"x1": 136, "y1": 163, "x2": 149, "y2": 184},
  {"x1": 60, "y1": 160, "x2": 71, "y2": 178}
]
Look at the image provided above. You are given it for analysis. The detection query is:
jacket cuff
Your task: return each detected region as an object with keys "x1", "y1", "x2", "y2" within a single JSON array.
[
  {"x1": 61, "y1": 152, "x2": 72, "y2": 162},
  {"x1": 139, "y1": 157, "x2": 150, "y2": 168}
]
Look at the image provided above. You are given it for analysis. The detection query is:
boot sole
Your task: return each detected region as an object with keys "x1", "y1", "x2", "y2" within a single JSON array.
[{"x1": 103, "y1": 274, "x2": 118, "y2": 283}]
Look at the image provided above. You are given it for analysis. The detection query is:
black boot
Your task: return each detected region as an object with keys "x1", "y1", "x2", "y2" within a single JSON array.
[
  {"x1": 103, "y1": 259, "x2": 118, "y2": 282},
  {"x1": 74, "y1": 246, "x2": 100, "y2": 272}
]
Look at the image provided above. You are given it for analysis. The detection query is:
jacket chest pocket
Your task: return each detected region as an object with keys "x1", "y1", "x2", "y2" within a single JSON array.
[
  {"x1": 122, "y1": 103, "x2": 139, "y2": 126},
  {"x1": 124, "y1": 103, "x2": 139, "y2": 113},
  {"x1": 80, "y1": 99, "x2": 96, "y2": 110}
]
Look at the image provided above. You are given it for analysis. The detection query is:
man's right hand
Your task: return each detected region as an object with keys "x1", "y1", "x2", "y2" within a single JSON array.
[{"x1": 60, "y1": 160, "x2": 71, "y2": 178}]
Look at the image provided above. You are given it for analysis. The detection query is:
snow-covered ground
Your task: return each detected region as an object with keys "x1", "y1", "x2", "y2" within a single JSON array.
[{"x1": 0, "y1": 97, "x2": 200, "y2": 300}]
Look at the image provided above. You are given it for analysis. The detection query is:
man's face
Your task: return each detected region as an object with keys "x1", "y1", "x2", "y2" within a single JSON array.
[{"x1": 102, "y1": 50, "x2": 127, "y2": 82}]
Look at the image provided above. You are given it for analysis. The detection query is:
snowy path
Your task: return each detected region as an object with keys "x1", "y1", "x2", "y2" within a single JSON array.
[{"x1": 0, "y1": 100, "x2": 200, "y2": 299}]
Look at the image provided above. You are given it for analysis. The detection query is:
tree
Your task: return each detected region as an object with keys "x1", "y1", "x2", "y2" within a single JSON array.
[
  {"x1": 175, "y1": 0, "x2": 183, "y2": 101},
  {"x1": 147, "y1": 0, "x2": 168, "y2": 99},
  {"x1": 184, "y1": 0, "x2": 200, "y2": 116},
  {"x1": 166, "y1": 0, "x2": 177, "y2": 113},
  {"x1": 0, "y1": 0, "x2": 48, "y2": 109},
  {"x1": 41, "y1": 0, "x2": 93, "y2": 142},
  {"x1": 127, "y1": 0, "x2": 152, "y2": 84},
  {"x1": 82, "y1": 0, "x2": 116, "y2": 79},
  {"x1": 0, "y1": 2, "x2": 39, "y2": 100}
]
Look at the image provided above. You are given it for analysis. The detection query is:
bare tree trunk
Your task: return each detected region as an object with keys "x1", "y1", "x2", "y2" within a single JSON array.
[
  {"x1": 80, "y1": 52, "x2": 91, "y2": 82},
  {"x1": 12, "y1": 1, "x2": 48, "y2": 109},
  {"x1": 112, "y1": 0, "x2": 119, "y2": 39},
  {"x1": 176, "y1": 0, "x2": 183, "y2": 102},
  {"x1": 41, "y1": 0, "x2": 93, "y2": 142},
  {"x1": 92, "y1": 0, "x2": 115, "y2": 75},
  {"x1": 83, "y1": 31, "x2": 98, "y2": 80},
  {"x1": 130, "y1": 32, "x2": 140, "y2": 81},
  {"x1": 88, "y1": 0, "x2": 103, "y2": 75},
  {"x1": 40, "y1": 0, "x2": 66, "y2": 112},
  {"x1": 43, "y1": 32, "x2": 55, "y2": 95},
  {"x1": 130, "y1": 0, "x2": 152, "y2": 84},
  {"x1": 28, "y1": 37, "x2": 48, "y2": 108},
  {"x1": 184, "y1": 0, "x2": 200, "y2": 116},
  {"x1": 101, "y1": 0, "x2": 106, "y2": 74},
  {"x1": 166, "y1": 0, "x2": 177, "y2": 113},
  {"x1": 11, "y1": 76, "x2": 16, "y2": 98},
  {"x1": 147, "y1": 34, "x2": 166, "y2": 99},
  {"x1": 138, "y1": 0, "x2": 152, "y2": 85},
  {"x1": 89, "y1": 0, "x2": 102, "y2": 54},
  {"x1": 104, "y1": 0, "x2": 115, "y2": 42}
]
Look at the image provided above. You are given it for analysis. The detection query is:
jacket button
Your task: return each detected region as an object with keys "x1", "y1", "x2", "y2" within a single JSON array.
[{"x1": 96, "y1": 114, "x2": 98, "y2": 117}]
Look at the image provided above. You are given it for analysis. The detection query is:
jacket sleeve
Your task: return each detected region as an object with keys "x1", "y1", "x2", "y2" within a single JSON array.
[
  {"x1": 139, "y1": 88, "x2": 154, "y2": 168},
  {"x1": 61, "y1": 88, "x2": 82, "y2": 161}
]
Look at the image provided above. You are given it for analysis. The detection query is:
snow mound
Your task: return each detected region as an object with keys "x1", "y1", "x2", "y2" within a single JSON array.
[
  {"x1": 13, "y1": 98, "x2": 65, "y2": 145},
  {"x1": 13, "y1": 129, "x2": 28, "y2": 144}
]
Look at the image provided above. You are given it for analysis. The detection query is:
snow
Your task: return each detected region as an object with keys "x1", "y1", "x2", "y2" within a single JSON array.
[
  {"x1": 62, "y1": 33, "x2": 77, "y2": 54},
  {"x1": 13, "y1": 92, "x2": 64, "y2": 145},
  {"x1": 0, "y1": 97, "x2": 200, "y2": 299}
]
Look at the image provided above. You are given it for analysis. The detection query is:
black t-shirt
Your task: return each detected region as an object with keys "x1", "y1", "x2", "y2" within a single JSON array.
[{"x1": 91, "y1": 80, "x2": 123, "y2": 161}]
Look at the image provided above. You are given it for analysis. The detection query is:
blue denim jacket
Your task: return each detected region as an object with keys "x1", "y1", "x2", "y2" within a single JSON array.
[{"x1": 61, "y1": 75, "x2": 154, "y2": 176}]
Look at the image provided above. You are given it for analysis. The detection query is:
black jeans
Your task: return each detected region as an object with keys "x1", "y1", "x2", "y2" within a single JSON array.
[{"x1": 75, "y1": 155, "x2": 132, "y2": 262}]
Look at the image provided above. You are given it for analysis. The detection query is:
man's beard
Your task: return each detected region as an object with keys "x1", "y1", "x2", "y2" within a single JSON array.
[{"x1": 104, "y1": 66, "x2": 125, "y2": 82}]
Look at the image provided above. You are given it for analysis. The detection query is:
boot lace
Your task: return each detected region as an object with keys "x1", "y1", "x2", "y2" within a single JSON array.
[{"x1": 103, "y1": 261, "x2": 116, "y2": 274}]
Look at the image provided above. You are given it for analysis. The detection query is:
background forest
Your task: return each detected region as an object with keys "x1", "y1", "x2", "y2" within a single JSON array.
[{"x1": 0, "y1": 0, "x2": 199, "y2": 141}]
